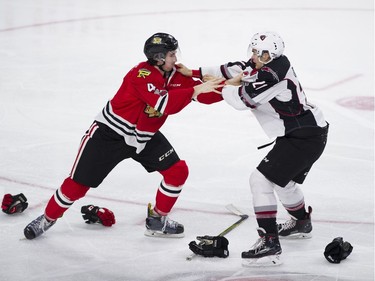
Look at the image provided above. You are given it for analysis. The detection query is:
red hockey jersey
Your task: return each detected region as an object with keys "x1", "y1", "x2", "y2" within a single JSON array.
[{"x1": 95, "y1": 61, "x2": 222, "y2": 153}]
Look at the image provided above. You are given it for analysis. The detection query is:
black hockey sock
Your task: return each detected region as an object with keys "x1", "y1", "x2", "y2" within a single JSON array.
[
  {"x1": 257, "y1": 218, "x2": 277, "y2": 234},
  {"x1": 287, "y1": 206, "x2": 307, "y2": 220}
]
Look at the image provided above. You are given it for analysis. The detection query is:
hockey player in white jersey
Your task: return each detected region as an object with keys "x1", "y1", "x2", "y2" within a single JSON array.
[{"x1": 178, "y1": 31, "x2": 328, "y2": 266}]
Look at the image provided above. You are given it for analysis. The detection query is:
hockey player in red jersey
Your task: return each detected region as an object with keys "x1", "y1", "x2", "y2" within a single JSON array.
[
  {"x1": 178, "y1": 31, "x2": 329, "y2": 265},
  {"x1": 23, "y1": 32, "x2": 223, "y2": 239}
]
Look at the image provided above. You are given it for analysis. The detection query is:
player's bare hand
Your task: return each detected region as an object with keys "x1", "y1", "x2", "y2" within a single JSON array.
[
  {"x1": 225, "y1": 72, "x2": 243, "y2": 86},
  {"x1": 202, "y1": 74, "x2": 218, "y2": 82},
  {"x1": 192, "y1": 77, "x2": 224, "y2": 99},
  {"x1": 176, "y1": 63, "x2": 192, "y2": 77}
]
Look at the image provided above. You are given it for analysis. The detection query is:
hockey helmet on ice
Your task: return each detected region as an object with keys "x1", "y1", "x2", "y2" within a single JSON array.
[
  {"x1": 144, "y1": 33, "x2": 179, "y2": 65},
  {"x1": 248, "y1": 31, "x2": 285, "y2": 63}
]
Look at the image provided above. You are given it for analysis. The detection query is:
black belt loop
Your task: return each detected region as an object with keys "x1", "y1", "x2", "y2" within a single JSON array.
[{"x1": 257, "y1": 140, "x2": 276, "y2": 150}]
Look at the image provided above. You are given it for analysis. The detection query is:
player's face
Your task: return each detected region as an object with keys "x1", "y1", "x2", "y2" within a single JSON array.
[
  {"x1": 251, "y1": 49, "x2": 264, "y2": 69},
  {"x1": 251, "y1": 49, "x2": 271, "y2": 69},
  {"x1": 162, "y1": 50, "x2": 178, "y2": 72}
]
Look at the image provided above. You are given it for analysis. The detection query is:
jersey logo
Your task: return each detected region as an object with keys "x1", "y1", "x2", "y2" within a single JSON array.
[
  {"x1": 137, "y1": 68, "x2": 151, "y2": 78},
  {"x1": 169, "y1": 83, "x2": 181, "y2": 87},
  {"x1": 144, "y1": 105, "x2": 162, "y2": 118}
]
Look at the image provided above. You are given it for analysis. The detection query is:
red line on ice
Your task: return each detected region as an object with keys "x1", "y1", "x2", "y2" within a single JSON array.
[{"x1": 0, "y1": 176, "x2": 373, "y2": 225}]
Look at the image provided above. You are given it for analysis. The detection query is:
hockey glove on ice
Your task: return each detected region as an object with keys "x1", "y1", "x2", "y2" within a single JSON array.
[
  {"x1": 81, "y1": 205, "x2": 116, "y2": 227},
  {"x1": 1, "y1": 193, "x2": 28, "y2": 214},
  {"x1": 189, "y1": 236, "x2": 229, "y2": 258},
  {"x1": 324, "y1": 237, "x2": 353, "y2": 263}
]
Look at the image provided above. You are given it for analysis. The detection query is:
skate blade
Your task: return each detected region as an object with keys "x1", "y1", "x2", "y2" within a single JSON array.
[
  {"x1": 280, "y1": 232, "x2": 312, "y2": 239},
  {"x1": 242, "y1": 255, "x2": 282, "y2": 267},
  {"x1": 144, "y1": 229, "x2": 184, "y2": 238}
]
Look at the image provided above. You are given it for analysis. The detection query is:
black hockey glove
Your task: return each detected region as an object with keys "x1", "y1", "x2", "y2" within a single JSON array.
[
  {"x1": 81, "y1": 205, "x2": 116, "y2": 227},
  {"x1": 189, "y1": 236, "x2": 229, "y2": 258},
  {"x1": 324, "y1": 237, "x2": 353, "y2": 263},
  {"x1": 1, "y1": 193, "x2": 28, "y2": 214}
]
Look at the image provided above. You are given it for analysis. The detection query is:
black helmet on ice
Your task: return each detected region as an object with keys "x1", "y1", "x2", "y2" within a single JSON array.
[{"x1": 144, "y1": 33, "x2": 178, "y2": 65}]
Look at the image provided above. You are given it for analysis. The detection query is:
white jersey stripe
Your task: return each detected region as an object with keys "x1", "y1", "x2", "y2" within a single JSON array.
[
  {"x1": 70, "y1": 122, "x2": 99, "y2": 178},
  {"x1": 95, "y1": 101, "x2": 155, "y2": 153}
]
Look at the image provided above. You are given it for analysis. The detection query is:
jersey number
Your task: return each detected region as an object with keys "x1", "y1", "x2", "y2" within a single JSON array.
[{"x1": 147, "y1": 83, "x2": 156, "y2": 92}]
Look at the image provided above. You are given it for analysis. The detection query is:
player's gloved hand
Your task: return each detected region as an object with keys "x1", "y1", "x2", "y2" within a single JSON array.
[
  {"x1": 1, "y1": 193, "x2": 28, "y2": 214},
  {"x1": 324, "y1": 237, "x2": 353, "y2": 263},
  {"x1": 189, "y1": 235, "x2": 229, "y2": 258},
  {"x1": 81, "y1": 205, "x2": 116, "y2": 227}
]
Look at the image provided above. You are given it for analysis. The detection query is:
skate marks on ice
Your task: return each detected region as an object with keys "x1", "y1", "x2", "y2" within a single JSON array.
[{"x1": 157, "y1": 269, "x2": 354, "y2": 281}]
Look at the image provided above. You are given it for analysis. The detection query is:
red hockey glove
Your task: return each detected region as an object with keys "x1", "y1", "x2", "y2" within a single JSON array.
[
  {"x1": 2, "y1": 193, "x2": 28, "y2": 214},
  {"x1": 81, "y1": 205, "x2": 115, "y2": 227}
]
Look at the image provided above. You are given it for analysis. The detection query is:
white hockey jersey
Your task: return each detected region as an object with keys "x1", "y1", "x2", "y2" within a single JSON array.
[{"x1": 200, "y1": 56, "x2": 327, "y2": 138}]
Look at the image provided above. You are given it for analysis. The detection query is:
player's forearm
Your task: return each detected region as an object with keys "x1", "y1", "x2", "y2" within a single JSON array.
[{"x1": 222, "y1": 86, "x2": 248, "y2": 110}]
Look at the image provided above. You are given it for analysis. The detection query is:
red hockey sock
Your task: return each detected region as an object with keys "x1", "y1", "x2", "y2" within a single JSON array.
[
  {"x1": 155, "y1": 161, "x2": 188, "y2": 215},
  {"x1": 45, "y1": 177, "x2": 90, "y2": 220},
  {"x1": 154, "y1": 180, "x2": 183, "y2": 215}
]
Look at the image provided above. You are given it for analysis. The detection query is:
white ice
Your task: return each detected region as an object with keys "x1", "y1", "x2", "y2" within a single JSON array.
[{"x1": 0, "y1": 0, "x2": 373, "y2": 280}]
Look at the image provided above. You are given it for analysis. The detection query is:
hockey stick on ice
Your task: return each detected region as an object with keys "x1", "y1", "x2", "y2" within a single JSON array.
[
  {"x1": 186, "y1": 204, "x2": 249, "y2": 261},
  {"x1": 225, "y1": 204, "x2": 249, "y2": 220},
  {"x1": 216, "y1": 204, "x2": 249, "y2": 237}
]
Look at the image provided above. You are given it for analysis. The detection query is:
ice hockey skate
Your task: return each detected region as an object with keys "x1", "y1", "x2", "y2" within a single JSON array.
[
  {"x1": 144, "y1": 203, "x2": 184, "y2": 238},
  {"x1": 278, "y1": 206, "x2": 312, "y2": 239},
  {"x1": 241, "y1": 228, "x2": 282, "y2": 267},
  {"x1": 24, "y1": 214, "x2": 56, "y2": 240}
]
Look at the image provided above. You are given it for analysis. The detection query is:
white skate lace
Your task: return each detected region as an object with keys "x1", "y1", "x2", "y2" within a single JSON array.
[
  {"x1": 161, "y1": 216, "x2": 178, "y2": 232},
  {"x1": 28, "y1": 215, "x2": 53, "y2": 233},
  {"x1": 280, "y1": 219, "x2": 296, "y2": 230},
  {"x1": 31, "y1": 216, "x2": 44, "y2": 229},
  {"x1": 250, "y1": 237, "x2": 266, "y2": 254},
  {"x1": 41, "y1": 216, "x2": 55, "y2": 231}
]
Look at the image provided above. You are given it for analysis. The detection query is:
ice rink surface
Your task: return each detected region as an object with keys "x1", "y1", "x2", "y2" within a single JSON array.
[{"x1": 0, "y1": 0, "x2": 373, "y2": 280}]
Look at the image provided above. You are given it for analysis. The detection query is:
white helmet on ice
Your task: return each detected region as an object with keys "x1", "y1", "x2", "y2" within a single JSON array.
[{"x1": 248, "y1": 31, "x2": 285, "y2": 63}]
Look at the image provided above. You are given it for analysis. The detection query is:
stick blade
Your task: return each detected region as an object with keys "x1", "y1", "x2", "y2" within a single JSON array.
[{"x1": 225, "y1": 204, "x2": 248, "y2": 218}]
